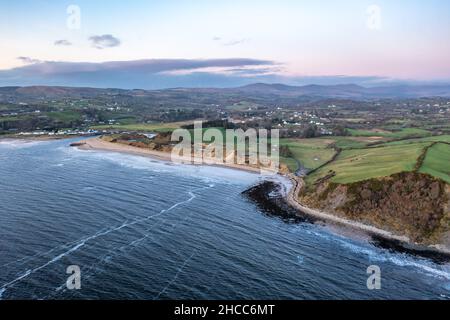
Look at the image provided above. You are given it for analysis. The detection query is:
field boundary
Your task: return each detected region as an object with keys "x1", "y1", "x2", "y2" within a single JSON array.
[
  {"x1": 414, "y1": 142, "x2": 437, "y2": 172},
  {"x1": 415, "y1": 141, "x2": 450, "y2": 172},
  {"x1": 305, "y1": 147, "x2": 342, "y2": 176}
]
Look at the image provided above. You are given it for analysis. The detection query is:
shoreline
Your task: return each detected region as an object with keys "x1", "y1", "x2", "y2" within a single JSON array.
[
  {"x1": 285, "y1": 175, "x2": 411, "y2": 242},
  {"x1": 76, "y1": 137, "x2": 450, "y2": 256},
  {"x1": 0, "y1": 134, "x2": 90, "y2": 141},
  {"x1": 77, "y1": 137, "x2": 263, "y2": 174},
  {"x1": 286, "y1": 175, "x2": 450, "y2": 256},
  {"x1": 244, "y1": 180, "x2": 450, "y2": 262}
]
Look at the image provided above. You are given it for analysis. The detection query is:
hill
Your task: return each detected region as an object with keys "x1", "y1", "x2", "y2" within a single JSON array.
[{"x1": 2, "y1": 83, "x2": 450, "y2": 103}]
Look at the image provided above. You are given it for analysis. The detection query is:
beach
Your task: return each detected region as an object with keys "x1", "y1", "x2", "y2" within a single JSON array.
[{"x1": 78, "y1": 137, "x2": 265, "y2": 174}]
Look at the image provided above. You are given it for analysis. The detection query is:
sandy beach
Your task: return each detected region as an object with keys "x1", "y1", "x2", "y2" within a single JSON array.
[{"x1": 77, "y1": 137, "x2": 263, "y2": 174}]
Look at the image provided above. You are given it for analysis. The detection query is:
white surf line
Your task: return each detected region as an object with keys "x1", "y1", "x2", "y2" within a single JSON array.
[
  {"x1": 43, "y1": 184, "x2": 214, "y2": 299},
  {"x1": 5, "y1": 213, "x2": 164, "y2": 297},
  {"x1": 154, "y1": 250, "x2": 197, "y2": 300},
  {"x1": 0, "y1": 231, "x2": 111, "y2": 269},
  {"x1": 127, "y1": 184, "x2": 214, "y2": 247},
  {"x1": 55, "y1": 184, "x2": 213, "y2": 299},
  {"x1": 51, "y1": 205, "x2": 194, "y2": 297},
  {"x1": 0, "y1": 246, "x2": 70, "y2": 269},
  {"x1": 49, "y1": 227, "x2": 162, "y2": 299},
  {"x1": 0, "y1": 241, "x2": 86, "y2": 292},
  {"x1": 0, "y1": 192, "x2": 199, "y2": 295},
  {"x1": 109, "y1": 185, "x2": 214, "y2": 255}
]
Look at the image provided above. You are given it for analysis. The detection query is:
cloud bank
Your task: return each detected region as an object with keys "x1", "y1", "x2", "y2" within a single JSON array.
[{"x1": 0, "y1": 57, "x2": 396, "y2": 89}]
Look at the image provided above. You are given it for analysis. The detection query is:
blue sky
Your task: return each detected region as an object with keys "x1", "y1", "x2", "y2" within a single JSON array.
[{"x1": 1, "y1": 0, "x2": 450, "y2": 88}]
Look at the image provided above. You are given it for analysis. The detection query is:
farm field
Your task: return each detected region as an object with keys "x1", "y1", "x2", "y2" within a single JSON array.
[
  {"x1": 348, "y1": 127, "x2": 432, "y2": 139},
  {"x1": 330, "y1": 136, "x2": 389, "y2": 149},
  {"x1": 377, "y1": 134, "x2": 450, "y2": 147},
  {"x1": 305, "y1": 142, "x2": 426, "y2": 185},
  {"x1": 279, "y1": 135, "x2": 392, "y2": 172},
  {"x1": 91, "y1": 121, "x2": 191, "y2": 132},
  {"x1": 419, "y1": 142, "x2": 450, "y2": 184},
  {"x1": 280, "y1": 138, "x2": 336, "y2": 171}
]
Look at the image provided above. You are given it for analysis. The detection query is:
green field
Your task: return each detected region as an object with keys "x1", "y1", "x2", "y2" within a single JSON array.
[
  {"x1": 280, "y1": 138, "x2": 336, "y2": 171},
  {"x1": 419, "y1": 143, "x2": 450, "y2": 184},
  {"x1": 47, "y1": 111, "x2": 82, "y2": 122},
  {"x1": 91, "y1": 121, "x2": 191, "y2": 132},
  {"x1": 348, "y1": 127, "x2": 432, "y2": 139},
  {"x1": 279, "y1": 136, "x2": 393, "y2": 172},
  {"x1": 330, "y1": 136, "x2": 390, "y2": 149},
  {"x1": 306, "y1": 143, "x2": 426, "y2": 185},
  {"x1": 376, "y1": 134, "x2": 450, "y2": 147}
]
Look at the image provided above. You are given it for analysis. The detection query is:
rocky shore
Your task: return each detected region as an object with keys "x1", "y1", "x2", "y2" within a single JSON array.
[
  {"x1": 243, "y1": 178, "x2": 450, "y2": 262},
  {"x1": 297, "y1": 173, "x2": 450, "y2": 250}
]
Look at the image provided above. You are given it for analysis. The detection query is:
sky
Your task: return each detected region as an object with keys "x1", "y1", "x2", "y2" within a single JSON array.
[{"x1": 1, "y1": 0, "x2": 450, "y2": 89}]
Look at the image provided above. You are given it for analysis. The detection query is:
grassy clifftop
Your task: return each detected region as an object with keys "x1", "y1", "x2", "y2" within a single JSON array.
[
  {"x1": 420, "y1": 142, "x2": 450, "y2": 184},
  {"x1": 295, "y1": 135, "x2": 450, "y2": 186}
]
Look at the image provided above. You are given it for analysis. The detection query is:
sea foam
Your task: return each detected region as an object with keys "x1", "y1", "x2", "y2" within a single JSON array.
[
  {"x1": 0, "y1": 139, "x2": 46, "y2": 149},
  {"x1": 72, "y1": 147, "x2": 261, "y2": 185}
]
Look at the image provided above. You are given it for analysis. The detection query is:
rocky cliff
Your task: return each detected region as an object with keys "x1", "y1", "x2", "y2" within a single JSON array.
[{"x1": 300, "y1": 172, "x2": 450, "y2": 246}]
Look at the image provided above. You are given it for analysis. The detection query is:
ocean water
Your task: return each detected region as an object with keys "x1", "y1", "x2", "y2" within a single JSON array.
[{"x1": 0, "y1": 138, "x2": 449, "y2": 300}]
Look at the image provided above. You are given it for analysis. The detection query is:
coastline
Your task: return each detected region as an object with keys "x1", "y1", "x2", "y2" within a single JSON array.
[
  {"x1": 75, "y1": 136, "x2": 450, "y2": 256},
  {"x1": 244, "y1": 179, "x2": 450, "y2": 262},
  {"x1": 285, "y1": 175, "x2": 410, "y2": 242},
  {"x1": 285, "y1": 175, "x2": 450, "y2": 256},
  {"x1": 0, "y1": 134, "x2": 88, "y2": 141},
  {"x1": 77, "y1": 137, "x2": 263, "y2": 174}
]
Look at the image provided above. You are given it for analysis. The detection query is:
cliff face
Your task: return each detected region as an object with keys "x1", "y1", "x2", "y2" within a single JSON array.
[{"x1": 300, "y1": 172, "x2": 450, "y2": 245}]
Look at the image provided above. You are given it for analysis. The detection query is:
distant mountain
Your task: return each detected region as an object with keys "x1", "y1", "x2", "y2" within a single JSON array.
[
  {"x1": 233, "y1": 83, "x2": 450, "y2": 99},
  {"x1": 0, "y1": 86, "x2": 127, "y2": 101},
  {"x1": 238, "y1": 83, "x2": 364, "y2": 93},
  {"x1": 1, "y1": 83, "x2": 450, "y2": 103}
]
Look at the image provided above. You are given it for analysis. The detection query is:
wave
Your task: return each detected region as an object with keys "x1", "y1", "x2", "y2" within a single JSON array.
[
  {"x1": 332, "y1": 235, "x2": 450, "y2": 281},
  {"x1": 0, "y1": 139, "x2": 47, "y2": 149},
  {"x1": 154, "y1": 250, "x2": 197, "y2": 299},
  {"x1": 52, "y1": 163, "x2": 64, "y2": 167},
  {"x1": 71, "y1": 147, "x2": 260, "y2": 185},
  {"x1": 0, "y1": 184, "x2": 214, "y2": 297},
  {"x1": 4, "y1": 139, "x2": 448, "y2": 299},
  {"x1": 387, "y1": 257, "x2": 450, "y2": 281},
  {"x1": 82, "y1": 186, "x2": 97, "y2": 191},
  {"x1": 300, "y1": 225, "x2": 450, "y2": 282}
]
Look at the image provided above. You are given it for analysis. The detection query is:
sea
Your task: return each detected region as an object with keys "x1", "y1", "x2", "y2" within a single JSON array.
[{"x1": 0, "y1": 138, "x2": 449, "y2": 300}]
